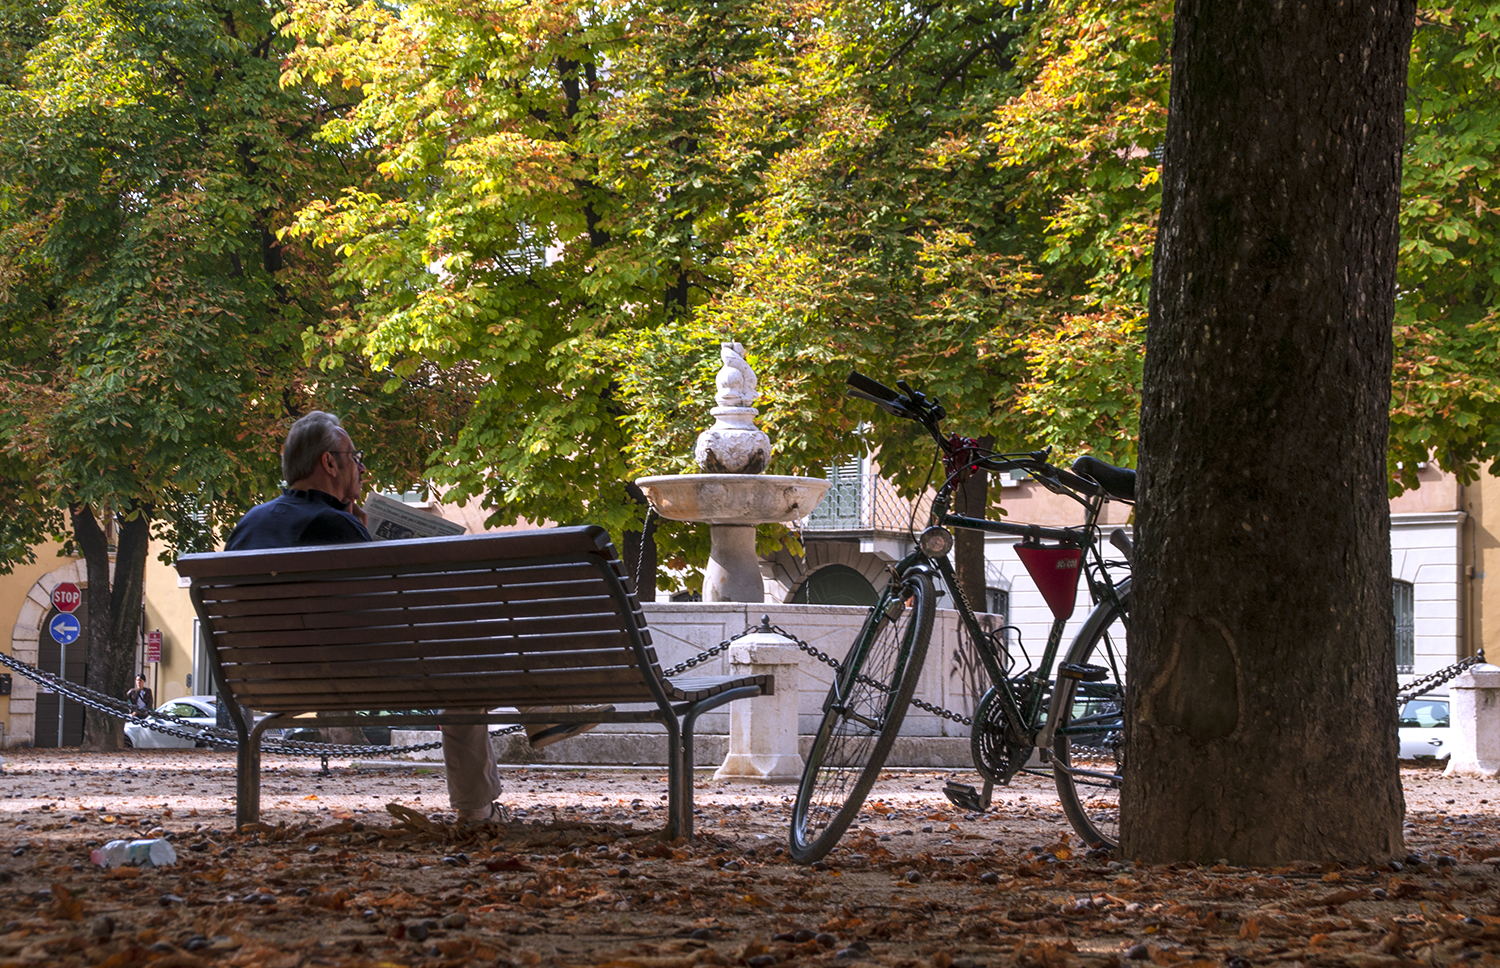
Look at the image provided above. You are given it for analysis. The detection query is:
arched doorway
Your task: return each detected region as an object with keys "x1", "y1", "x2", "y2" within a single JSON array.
[
  {"x1": 8, "y1": 558, "x2": 100, "y2": 747},
  {"x1": 790, "y1": 564, "x2": 879, "y2": 607}
]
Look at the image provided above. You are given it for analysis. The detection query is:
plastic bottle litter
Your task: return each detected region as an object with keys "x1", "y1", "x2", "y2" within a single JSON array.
[{"x1": 90, "y1": 838, "x2": 177, "y2": 869}]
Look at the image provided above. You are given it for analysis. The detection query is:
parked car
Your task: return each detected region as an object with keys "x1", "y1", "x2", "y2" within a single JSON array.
[
  {"x1": 123, "y1": 695, "x2": 222, "y2": 749},
  {"x1": 1399, "y1": 694, "x2": 1451, "y2": 760},
  {"x1": 123, "y1": 696, "x2": 283, "y2": 749}
]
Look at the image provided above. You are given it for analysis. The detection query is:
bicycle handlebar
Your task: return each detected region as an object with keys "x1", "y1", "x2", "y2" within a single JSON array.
[
  {"x1": 846, "y1": 370, "x2": 1137, "y2": 505},
  {"x1": 846, "y1": 371, "x2": 907, "y2": 413}
]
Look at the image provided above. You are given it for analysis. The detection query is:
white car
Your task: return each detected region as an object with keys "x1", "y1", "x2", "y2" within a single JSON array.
[
  {"x1": 124, "y1": 695, "x2": 222, "y2": 749},
  {"x1": 1399, "y1": 695, "x2": 1451, "y2": 760},
  {"x1": 124, "y1": 696, "x2": 284, "y2": 749}
]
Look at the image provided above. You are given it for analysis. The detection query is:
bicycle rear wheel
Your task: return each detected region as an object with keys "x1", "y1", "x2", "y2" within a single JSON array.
[
  {"x1": 1051, "y1": 581, "x2": 1130, "y2": 850},
  {"x1": 789, "y1": 566, "x2": 935, "y2": 864}
]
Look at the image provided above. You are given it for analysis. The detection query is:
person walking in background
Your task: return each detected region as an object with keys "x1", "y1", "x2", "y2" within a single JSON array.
[{"x1": 125, "y1": 674, "x2": 153, "y2": 718}]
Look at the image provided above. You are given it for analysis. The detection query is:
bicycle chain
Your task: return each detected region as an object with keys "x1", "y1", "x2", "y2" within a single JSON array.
[{"x1": 1397, "y1": 649, "x2": 1488, "y2": 705}]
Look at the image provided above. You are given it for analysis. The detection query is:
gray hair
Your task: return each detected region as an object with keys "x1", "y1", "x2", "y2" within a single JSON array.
[{"x1": 282, "y1": 411, "x2": 347, "y2": 484}]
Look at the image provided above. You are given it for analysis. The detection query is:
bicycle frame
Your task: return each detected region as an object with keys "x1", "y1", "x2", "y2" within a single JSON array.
[{"x1": 893, "y1": 451, "x2": 1130, "y2": 786}]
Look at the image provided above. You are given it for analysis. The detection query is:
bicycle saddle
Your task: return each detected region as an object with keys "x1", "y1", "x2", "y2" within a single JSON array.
[{"x1": 1071, "y1": 456, "x2": 1136, "y2": 501}]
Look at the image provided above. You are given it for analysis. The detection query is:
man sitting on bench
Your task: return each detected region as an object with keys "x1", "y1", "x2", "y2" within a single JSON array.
[{"x1": 225, "y1": 410, "x2": 604, "y2": 824}]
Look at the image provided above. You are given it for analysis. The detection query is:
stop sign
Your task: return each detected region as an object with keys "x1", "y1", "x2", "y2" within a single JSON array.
[{"x1": 51, "y1": 582, "x2": 81, "y2": 613}]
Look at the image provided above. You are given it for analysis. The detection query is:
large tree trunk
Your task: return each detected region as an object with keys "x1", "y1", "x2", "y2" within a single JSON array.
[
  {"x1": 1125, "y1": 0, "x2": 1413, "y2": 864},
  {"x1": 75, "y1": 503, "x2": 153, "y2": 751}
]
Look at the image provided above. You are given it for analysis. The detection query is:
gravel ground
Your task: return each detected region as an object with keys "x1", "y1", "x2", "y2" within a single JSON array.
[
  {"x1": 0, "y1": 748, "x2": 1494, "y2": 854},
  {"x1": 3, "y1": 750, "x2": 1499, "y2": 968}
]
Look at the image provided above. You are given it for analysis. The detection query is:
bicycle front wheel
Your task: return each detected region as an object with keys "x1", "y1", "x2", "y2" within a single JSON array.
[
  {"x1": 789, "y1": 567, "x2": 935, "y2": 864},
  {"x1": 1051, "y1": 581, "x2": 1130, "y2": 850}
]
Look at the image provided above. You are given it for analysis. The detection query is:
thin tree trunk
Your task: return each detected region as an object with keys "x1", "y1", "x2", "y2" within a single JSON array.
[
  {"x1": 1125, "y1": 0, "x2": 1413, "y2": 864},
  {"x1": 624, "y1": 482, "x2": 658, "y2": 601},
  {"x1": 75, "y1": 503, "x2": 153, "y2": 751},
  {"x1": 954, "y1": 436, "x2": 993, "y2": 613}
]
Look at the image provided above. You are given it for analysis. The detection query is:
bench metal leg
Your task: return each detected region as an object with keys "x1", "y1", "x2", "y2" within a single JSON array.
[
  {"x1": 680, "y1": 686, "x2": 771, "y2": 843},
  {"x1": 236, "y1": 720, "x2": 272, "y2": 831},
  {"x1": 662, "y1": 718, "x2": 685, "y2": 841}
]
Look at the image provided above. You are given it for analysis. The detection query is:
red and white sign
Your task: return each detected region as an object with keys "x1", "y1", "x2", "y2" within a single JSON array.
[
  {"x1": 146, "y1": 630, "x2": 162, "y2": 664},
  {"x1": 51, "y1": 582, "x2": 81, "y2": 613}
]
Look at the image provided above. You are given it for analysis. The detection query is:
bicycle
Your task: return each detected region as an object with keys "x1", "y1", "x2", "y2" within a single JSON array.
[{"x1": 788, "y1": 371, "x2": 1137, "y2": 864}]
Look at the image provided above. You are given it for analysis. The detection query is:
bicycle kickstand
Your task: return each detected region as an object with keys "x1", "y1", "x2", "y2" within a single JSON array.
[{"x1": 943, "y1": 778, "x2": 995, "y2": 813}]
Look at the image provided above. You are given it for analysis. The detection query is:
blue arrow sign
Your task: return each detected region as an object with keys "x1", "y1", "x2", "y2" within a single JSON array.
[{"x1": 49, "y1": 612, "x2": 80, "y2": 646}]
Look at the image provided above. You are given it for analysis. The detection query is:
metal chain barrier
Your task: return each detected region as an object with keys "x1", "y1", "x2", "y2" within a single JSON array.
[
  {"x1": 721, "y1": 616, "x2": 977, "y2": 727},
  {"x1": 1397, "y1": 649, "x2": 1487, "y2": 706},
  {"x1": 2, "y1": 615, "x2": 1020, "y2": 750},
  {"x1": 0, "y1": 648, "x2": 521, "y2": 756}
]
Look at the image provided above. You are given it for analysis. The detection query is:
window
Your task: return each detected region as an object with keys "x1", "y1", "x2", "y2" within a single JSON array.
[
  {"x1": 1393, "y1": 579, "x2": 1415, "y2": 675},
  {"x1": 985, "y1": 586, "x2": 1009, "y2": 618},
  {"x1": 1399, "y1": 698, "x2": 1448, "y2": 729}
]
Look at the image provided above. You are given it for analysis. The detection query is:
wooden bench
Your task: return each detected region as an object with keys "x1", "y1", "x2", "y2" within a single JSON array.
[{"x1": 175, "y1": 525, "x2": 773, "y2": 840}]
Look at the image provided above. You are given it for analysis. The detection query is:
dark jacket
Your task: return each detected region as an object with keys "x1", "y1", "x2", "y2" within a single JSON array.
[
  {"x1": 126, "y1": 686, "x2": 154, "y2": 716},
  {"x1": 225, "y1": 489, "x2": 372, "y2": 551}
]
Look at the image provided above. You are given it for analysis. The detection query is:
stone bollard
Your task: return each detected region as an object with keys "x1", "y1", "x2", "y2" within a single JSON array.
[
  {"x1": 1444, "y1": 663, "x2": 1500, "y2": 778},
  {"x1": 714, "y1": 629, "x2": 804, "y2": 783}
]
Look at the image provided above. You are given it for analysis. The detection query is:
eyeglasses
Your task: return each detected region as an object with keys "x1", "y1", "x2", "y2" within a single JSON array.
[{"x1": 330, "y1": 450, "x2": 365, "y2": 466}]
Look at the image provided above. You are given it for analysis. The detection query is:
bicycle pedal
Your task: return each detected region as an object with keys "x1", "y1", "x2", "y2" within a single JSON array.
[
  {"x1": 1058, "y1": 662, "x2": 1109, "y2": 682},
  {"x1": 943, "y1": 781, "x2": 989, "y2": 813}
]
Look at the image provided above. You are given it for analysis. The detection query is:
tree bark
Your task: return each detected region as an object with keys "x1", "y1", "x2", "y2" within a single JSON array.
[
  {"x1": 954, "y1": 437, "x2": 993, "y2": 613},
  {"x1": 1125, "y1": 0, "x2": 1413, "y2": 864},
  {"x1": 75, "y1": 503, "x2": 153, "y2": 751}
]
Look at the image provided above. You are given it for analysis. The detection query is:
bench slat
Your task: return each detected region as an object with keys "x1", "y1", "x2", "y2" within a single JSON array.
[
  {"x1": 213, "y1": 637, "x2": 645, "y2": 666},
  {"x1": 207, "y1": 616, "x2": 638, "y2": 650},
  {"x1": 210, "y1": 600, "x2": 627, "y2": 635},
  {"x1": 177, "y1": 526, "x2": 618, "y2": 579},
  {"x1": 235, "y1": 677, "x2": 664, "y2": 708},
  {"x1": 216, "y1": 632, "x2": 656, "y2": 665},
  {"x1": 219, "y1": 647, "x2": 648, "y2": 681},
  {"x1": 204, "y1": 586, "x2": 619, "y2": 620},
  {"x1": 195, "y1": 566, "x2": 608, "y2": 605}
]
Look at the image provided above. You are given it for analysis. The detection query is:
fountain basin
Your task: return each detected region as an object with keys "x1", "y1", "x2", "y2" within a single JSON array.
[{"x1": 636, "y1": 474, "x2": 830, "y2": 526}]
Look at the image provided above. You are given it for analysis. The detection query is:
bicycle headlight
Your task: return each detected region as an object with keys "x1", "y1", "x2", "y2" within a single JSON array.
[{"x1": 918, "y1": 526, "x2": 954, "y2": 558}]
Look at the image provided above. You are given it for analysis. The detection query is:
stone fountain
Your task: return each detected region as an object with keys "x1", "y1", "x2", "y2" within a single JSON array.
[
  {"x1": 636, "y1": 343, "x2": 830, "y2": 783},
  {"x1": 636, "y1": 342, "x2": 830, "y2": 604}
]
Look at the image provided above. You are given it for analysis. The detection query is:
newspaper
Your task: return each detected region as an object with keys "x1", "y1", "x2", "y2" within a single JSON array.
[{"x1": 363, "y1": 492, "x2": 466, "y2": 541}]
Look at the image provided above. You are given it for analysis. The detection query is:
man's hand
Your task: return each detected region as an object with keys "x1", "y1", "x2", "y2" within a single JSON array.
[{"x1": 350, "y1": 498, "x2": 369, "y2": 528}]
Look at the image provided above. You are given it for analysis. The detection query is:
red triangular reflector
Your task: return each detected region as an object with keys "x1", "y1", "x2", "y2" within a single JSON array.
[{"x1": 1014, "y1": 544, "x2": 1083, "y2": 621}]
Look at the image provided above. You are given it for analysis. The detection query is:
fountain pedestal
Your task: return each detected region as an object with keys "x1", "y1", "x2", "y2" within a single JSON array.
[{"x1": 707, "y1": 525, "x2": 763, "y2": 603}]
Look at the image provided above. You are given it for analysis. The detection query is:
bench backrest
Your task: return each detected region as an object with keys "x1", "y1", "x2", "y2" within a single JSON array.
[{"x1": 175, "y1": 526, "x2": 667, "y2": 714}]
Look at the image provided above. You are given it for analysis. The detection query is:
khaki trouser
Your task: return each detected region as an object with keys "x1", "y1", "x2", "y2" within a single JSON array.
[{"x1": 439, "y1": 715, "x2": 503, "y2": 813}]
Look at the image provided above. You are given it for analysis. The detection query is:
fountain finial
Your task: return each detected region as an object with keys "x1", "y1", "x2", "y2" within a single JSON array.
[
  {"x1": 694, "y1": 341, "x2": 771, "y2": 474},
  {"x1": 715, "y1": 341, "x2": 757, "y2": 408}
]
